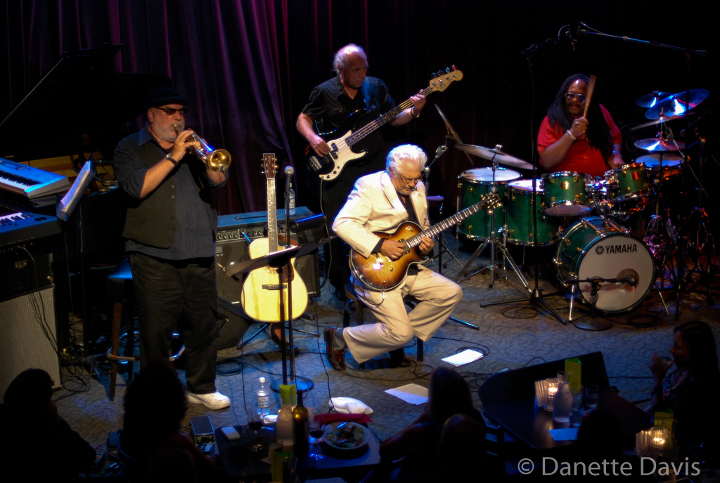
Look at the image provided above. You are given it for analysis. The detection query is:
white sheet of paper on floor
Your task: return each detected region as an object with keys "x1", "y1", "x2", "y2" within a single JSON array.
[
  {"x1": 385, "y1": 383, "x2": 429, "y2": 405},
  {"x1": 441, "y1": 349, "x2": 484, "y2": 366}
]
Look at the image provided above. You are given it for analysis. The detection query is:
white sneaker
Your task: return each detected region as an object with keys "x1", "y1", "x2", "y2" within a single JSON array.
[{"x1": 187, "y1": 391, "x2": 230, "y2": 410}]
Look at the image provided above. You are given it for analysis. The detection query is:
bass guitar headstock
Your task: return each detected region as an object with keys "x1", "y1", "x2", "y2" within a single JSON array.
[{"x1": 428, "y1": 66, "x2": 463, "y2": 92}]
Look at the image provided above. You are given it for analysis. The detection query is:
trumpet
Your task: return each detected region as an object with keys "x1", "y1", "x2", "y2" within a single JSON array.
[{"x1": 173, "y1": 124, "x2": 232, "y2": 172}]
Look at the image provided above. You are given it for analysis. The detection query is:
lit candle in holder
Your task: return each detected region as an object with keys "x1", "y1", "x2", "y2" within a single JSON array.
[{"x1": 545, "y1": 378, "x2": 559, "y2": 411}]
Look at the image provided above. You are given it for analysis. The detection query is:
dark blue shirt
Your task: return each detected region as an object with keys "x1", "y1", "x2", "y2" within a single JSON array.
[{"x1": 114, "y1": 126, "x2": 224, "y2": 260}]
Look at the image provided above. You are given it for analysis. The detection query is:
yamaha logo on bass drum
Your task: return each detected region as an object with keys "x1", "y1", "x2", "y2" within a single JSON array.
[{"x1": 595, "y1": 243, "x2": 639, "y2": 255}]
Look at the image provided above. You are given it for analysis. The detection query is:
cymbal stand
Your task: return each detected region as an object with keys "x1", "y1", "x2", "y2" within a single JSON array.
[
  {"x1": 424, "y1": 143, "x2": 464, "y2": 272},
  {"x1": 455, "y1": 151, "x2": 530, "y2": 292},
  {"x1": 424, "y1": 144, "x2": 478, "y2": 330}
]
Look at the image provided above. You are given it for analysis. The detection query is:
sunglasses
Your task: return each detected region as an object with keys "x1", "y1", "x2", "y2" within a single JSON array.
[
  {"x1": 156, "y1": 107, "x2": 190, "y2": 115},
  {"x1": 565, "y1": 93, "x2": 587, "y2": 102}
]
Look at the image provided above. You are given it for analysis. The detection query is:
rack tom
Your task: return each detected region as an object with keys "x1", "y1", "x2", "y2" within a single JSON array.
[
  {"x1": 542, "y1": 171, "x2": 593, "y2": 216},
  {"x1": 604, "y1": 163, "x2": 650, "y2": 202},
  {"x1": 458, "y1": 167, "x2": 521, "y2": 240}
]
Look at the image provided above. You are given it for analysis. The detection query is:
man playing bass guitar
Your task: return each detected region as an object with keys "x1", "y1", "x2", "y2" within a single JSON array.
[
  {"x1": 296, "y1": 44, "x2": 425, "y2": 300},
  {"x1": 325, "y1": 145, "x2": 462, "y2": 371}
]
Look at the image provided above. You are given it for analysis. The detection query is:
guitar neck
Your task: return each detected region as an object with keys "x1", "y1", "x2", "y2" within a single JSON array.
[
  {"x1": 346, "y1": 85, "x2": 435, "y2": 148},
  {"x1": 267, "y1": 178, "x2": 278, "y2": 253},
  {"x1": 405, "y1": 196, "x2": 490, "y2": 249}
]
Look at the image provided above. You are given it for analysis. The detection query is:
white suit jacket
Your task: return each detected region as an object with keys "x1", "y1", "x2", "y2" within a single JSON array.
[{"x1": 332, "y1": 170, "x2": 429, "y2": 258}]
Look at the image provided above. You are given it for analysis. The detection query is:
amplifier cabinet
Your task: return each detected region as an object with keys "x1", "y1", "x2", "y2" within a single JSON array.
[
  {"x1": 215, "y1": 207, "x2": 324, "y2": 303},
  {"x1": 0, "y1": 286, "x2": 62, "y2": 398}
]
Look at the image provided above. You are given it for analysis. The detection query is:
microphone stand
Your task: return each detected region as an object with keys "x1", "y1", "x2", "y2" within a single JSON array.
[
  {"x1": 577, "y1": 22, "x2": 708, "y2": 319},
  {"x1": 480, "y1": 40, "x2": 565, "y2": 325}
]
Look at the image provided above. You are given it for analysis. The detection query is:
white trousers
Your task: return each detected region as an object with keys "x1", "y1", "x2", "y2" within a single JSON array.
[{"x1": 345, "y1": 266, "x2": 463, "y2": 363}]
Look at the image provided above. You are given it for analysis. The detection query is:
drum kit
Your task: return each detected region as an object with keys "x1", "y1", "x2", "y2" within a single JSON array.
[{"x1": 445, "y1": 87, "x2": 712, "y2": 325}]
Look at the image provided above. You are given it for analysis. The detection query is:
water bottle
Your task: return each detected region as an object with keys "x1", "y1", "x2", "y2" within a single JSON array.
[
  {"x1": 552, "y1": 379, "x2": 573, "y2": 423},
  {"x1": 276, "y1": 386, "x2": 295, "y2": 451},
  {"x1": 288, "y1": 183, "x2": 296, "y2": 215},
  {"x1": 257, "y1": 377, "x2": 270, "y2": 416}
]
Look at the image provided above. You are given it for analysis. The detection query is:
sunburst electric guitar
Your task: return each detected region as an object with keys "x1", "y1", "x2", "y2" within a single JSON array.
[
  {"x1": 306, "y1": 68, "x2": 464, "y2": 181},
  {"x1": 351, "y1": 193, "x2": 501, "y2": 291},
  {"x1": 241, "y1": 154, "x2": 308, "y2": 322}
]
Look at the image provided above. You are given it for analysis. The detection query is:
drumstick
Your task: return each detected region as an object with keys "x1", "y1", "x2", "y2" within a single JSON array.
[{"x1": 582, "y1": 75, "x2": 597, "y2": 118}]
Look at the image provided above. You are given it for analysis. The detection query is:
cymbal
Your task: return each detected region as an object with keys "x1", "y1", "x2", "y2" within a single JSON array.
[
  {"x1": 456, "y1": 144, "x2": 533, "y2": 170},
  {"x1": 435, "y1": 104, "x2": 474, "y2": 165},
  {"x1": 646, "y1": 89, "x2": 709, "y2": 120},
  {"x1": 635, "y1": 91, "x2": 672, "y2": 108},
  {"x1": 630, "y1": 114, "x2": 684, "y2": 131},
  {"x1": 634, "y1": 137, "x2": 685, "y2": 152}
]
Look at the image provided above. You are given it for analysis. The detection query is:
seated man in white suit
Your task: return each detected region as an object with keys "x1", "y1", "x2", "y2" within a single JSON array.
[{"x1": 326, "y1": 144, "x2": 463, "y2": 370}]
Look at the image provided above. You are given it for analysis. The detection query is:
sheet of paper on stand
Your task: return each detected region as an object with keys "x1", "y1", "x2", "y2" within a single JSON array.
[
  {"x1": 442, "y1": 349, "x2": 484, "y2": 366},
  {"x1": 385, "y1": 384, "x2": 429, "y2": 405},
  {"x1": 549, "y1": 428, "x2": 579, "y2": 441},
  {"x1": 329, "y1": 397, "x2": 374, "y2": 414}
]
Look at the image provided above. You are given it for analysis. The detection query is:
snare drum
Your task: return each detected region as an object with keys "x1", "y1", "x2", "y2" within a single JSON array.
[
  {"x1": 458, "y1": 168, "x2": 521, "y2": 240},
  {"x1": 542, "y1": 171, "x2": 593, "y2": 216},
  {"x1": 604, "y1": 163, "x2": 650, "y2": 202},
  {"x1": 555, "y1": 217, "x2": 654, "y2": 313},
  {"x1": 505, "y1": 179, "x2": 560, "y2": 245}
]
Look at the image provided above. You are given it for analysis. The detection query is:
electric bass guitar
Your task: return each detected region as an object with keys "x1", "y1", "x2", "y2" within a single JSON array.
[
  {"x1": 241, "y1": 154, "x2": 308, "y2": 322},
  {"x1": 307, "y1": 68, "x2": 464, "y2": 181},
  {"x1": 351, "y1": 192, "x2": 501, "y2": 291}
]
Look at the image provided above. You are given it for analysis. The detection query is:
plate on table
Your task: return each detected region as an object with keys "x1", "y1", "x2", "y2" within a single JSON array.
[{"x1": 321, "y1": 421, "x2": 371, "y2": 451}]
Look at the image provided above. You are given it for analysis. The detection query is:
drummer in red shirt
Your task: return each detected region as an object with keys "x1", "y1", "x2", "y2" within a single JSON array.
[{"x1": 538, "y1": 74, "x2": 624, "y2": 178}]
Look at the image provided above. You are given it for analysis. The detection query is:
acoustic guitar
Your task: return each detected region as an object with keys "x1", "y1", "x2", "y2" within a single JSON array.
[
  {"x1": 306, "y1": 68, "x2": 464, "y2": 181},
  {"x1": 351, "y1": 192, "x2": 501, "y2": 291},
  {"x1": 241, "y1": 154, "x2": 308, "y2": 322}
]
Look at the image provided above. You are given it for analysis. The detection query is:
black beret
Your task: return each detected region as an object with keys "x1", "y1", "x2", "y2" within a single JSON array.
[{"x1": 145, "y1": 87, "x2": 190, "y2": 108}]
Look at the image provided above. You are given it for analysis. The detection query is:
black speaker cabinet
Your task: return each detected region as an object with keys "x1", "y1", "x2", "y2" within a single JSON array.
[
  {"x1": 215, "y1": 207, "x2": 324, "y2": 303},
  {"x1": 217, "y1": 297, "x2": 251, "y2": 349},
  {"x1": 0, "y1": 286, "x2": 62, "y2": 398}
]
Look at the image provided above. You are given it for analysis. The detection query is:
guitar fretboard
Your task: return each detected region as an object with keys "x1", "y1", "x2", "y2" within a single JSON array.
[{"x1": 405, "y1": 195, "x2": 495, "y2": 248}]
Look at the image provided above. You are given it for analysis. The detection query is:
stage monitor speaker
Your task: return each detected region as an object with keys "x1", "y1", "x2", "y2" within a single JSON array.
[
  {"x1": 0, "y1": 286, "x2": 62, "y2": 399},
  {"x1": 217, "y1": 297, "x2": 251, "y2": 349},
  {"x1": 215, "y1": 207, "x2": 324, "y2": 304}
]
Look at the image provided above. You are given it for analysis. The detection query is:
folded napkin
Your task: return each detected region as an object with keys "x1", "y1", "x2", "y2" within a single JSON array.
[
  {"x1": 321, "y1": 413, "x2": 373, "y2": 425},
  {"x1": 329, "y1": 397, "x2": 374, "y2": 415}
]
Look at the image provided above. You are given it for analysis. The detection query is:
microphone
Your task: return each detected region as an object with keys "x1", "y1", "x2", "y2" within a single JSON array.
[
  {"x1": 624, "y1": 275, "x2": 638, "y2": 287},
  {"x1": 565, "y1": 26, "x2": 576, "y2": 50},
  {"x1": 284, "y1": 165, "x2": 294, "y2": 200}
]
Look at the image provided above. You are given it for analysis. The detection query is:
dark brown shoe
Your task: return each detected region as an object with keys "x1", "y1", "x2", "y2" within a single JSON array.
[
  {"x1": 324, "y1": 327, "x2": 347, "y2": 371},
  {"x1": 389, "y1": 348, "x2": 412, "y2": 367}
]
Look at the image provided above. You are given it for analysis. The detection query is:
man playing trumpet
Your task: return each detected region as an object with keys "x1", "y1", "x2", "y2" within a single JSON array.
[{"x1": 113, "y1": 87, "x2": 230, "y2": 409}]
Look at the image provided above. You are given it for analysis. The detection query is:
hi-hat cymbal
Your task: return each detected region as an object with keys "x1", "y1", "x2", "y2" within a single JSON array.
[
  {"x1": 456, "y1": 144, "x2": 533, "y2": 170},
  {"x1": 630, "y1": 114, "x2": 684, "y2": 131},
  {"x1": 646, "y1": 89, "x2": 709, "y2": 120},
  {"x1": 634, "y1": 137, "x2": 685, "y2": 152},
  {"x1": 635, "y1": 91, "x2": 672, "y2": 108}
]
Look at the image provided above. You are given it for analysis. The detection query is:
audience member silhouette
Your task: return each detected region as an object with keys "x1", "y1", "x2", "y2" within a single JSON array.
[
  {"x1": 648, "y1": 320, "x2": 720, "y2": 465},
  {"x1": 363, "y1": 367, "x2": 491, "y2": 482},
  {"x1": 120, "y1": 360, "x2": 223, "y2": 482},
  {"x1": 0, "y1": 368, "x2": 95, "y2": 481}
]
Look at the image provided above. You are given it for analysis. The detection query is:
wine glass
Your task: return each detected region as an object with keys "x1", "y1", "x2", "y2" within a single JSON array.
[
  {"x1": 308, "y1": 413, "x2": 325, "y2": 461},
  {"x1": 246, "y1": 407, "x2": 265, "y2": 453}
]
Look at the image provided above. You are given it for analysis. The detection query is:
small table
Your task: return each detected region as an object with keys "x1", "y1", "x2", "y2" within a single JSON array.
[
  {"x1": 216, "y1": 425, "x2": 381, "y2": 482},
  {"x1": 481, "y1": 388, "x2": 651, "y2": 450}
]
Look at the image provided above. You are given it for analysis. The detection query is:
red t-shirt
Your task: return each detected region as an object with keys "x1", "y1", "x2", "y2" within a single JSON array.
[{"x1": 537, "y1": 104, "x2": 622, "y2": 178}]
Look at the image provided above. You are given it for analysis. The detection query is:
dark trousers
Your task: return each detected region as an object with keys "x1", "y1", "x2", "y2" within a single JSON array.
[{"x1": 128, "y1": 252, "x2": 219, "y2": 394}]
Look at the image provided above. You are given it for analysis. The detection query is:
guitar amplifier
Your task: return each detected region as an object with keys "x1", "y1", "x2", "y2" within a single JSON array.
[{"x1": 215, "y1": 207, "x2": 324, "y2": 303}]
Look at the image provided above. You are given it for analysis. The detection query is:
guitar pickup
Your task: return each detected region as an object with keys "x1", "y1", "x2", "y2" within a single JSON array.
[
  {"x1": 307, "y1": 156, "x2": 323, "y2": 172},
  {"x1": 262, "y1": 284, "x2": 288, "y2": 290}
]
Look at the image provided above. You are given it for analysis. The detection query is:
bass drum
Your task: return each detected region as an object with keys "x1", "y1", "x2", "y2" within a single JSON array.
[
  {"x1": 555, "y1": 217, "x2": 654, "y2": 314},
  {"x1": 458, "y1": 168, "x2": 521, "y2": 240}
]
